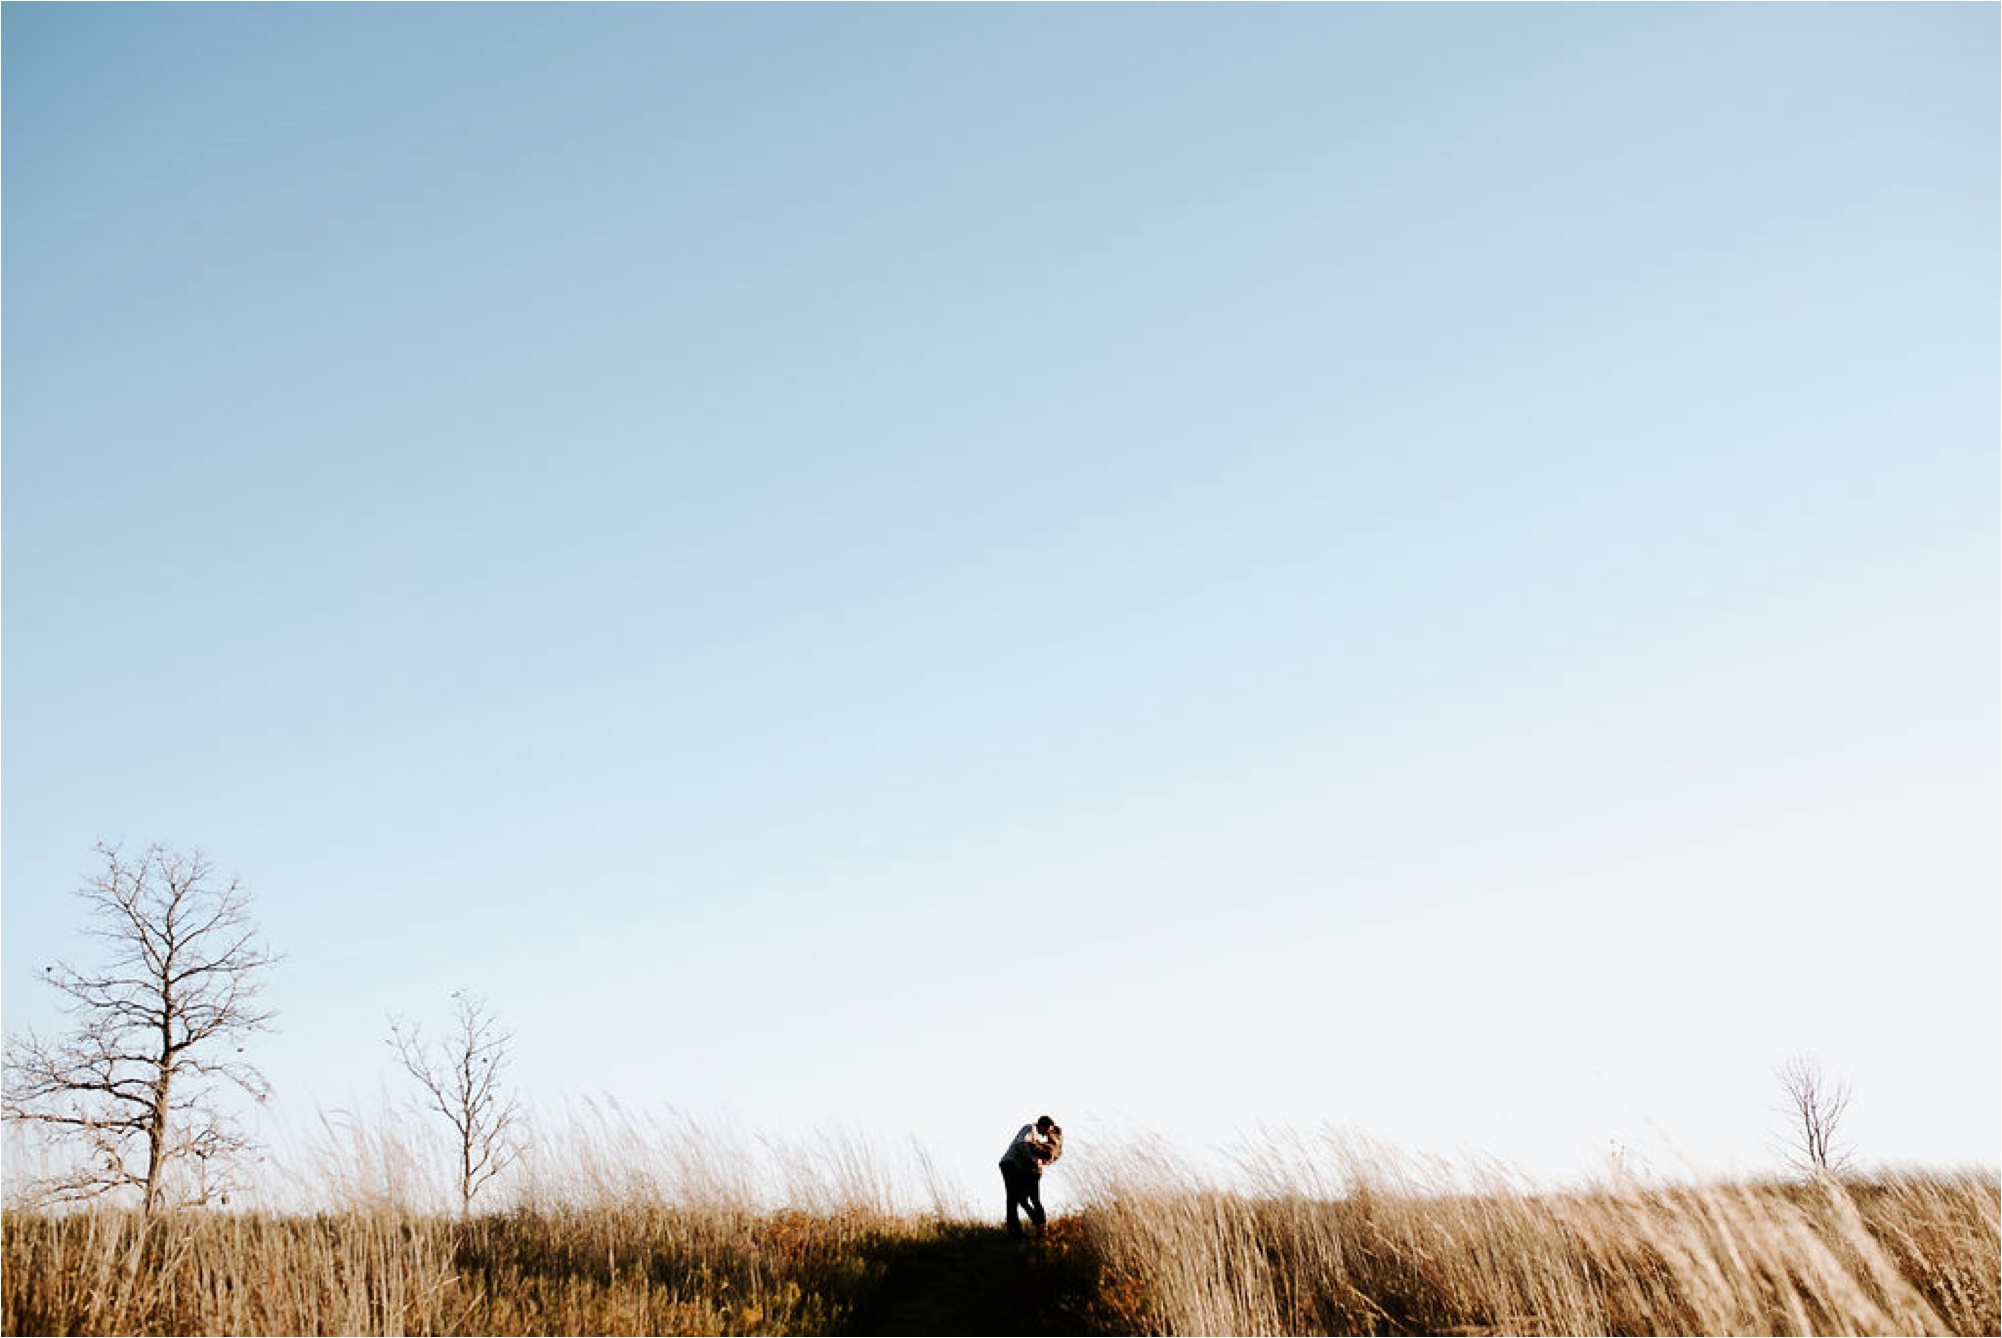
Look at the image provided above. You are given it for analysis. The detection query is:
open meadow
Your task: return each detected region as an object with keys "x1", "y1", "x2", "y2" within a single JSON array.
[
  {"x1": 6, "y1": 8, "x2": 1998, "y2": 1337},
  {"x1": 4, "y1": 1120, "x2": 1995, "y2": 1336}
]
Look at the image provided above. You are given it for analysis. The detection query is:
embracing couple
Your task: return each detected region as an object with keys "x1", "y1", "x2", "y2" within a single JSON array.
[{"x1": 998, "y1": 1114, "x2": 1063, "y2": 1237}]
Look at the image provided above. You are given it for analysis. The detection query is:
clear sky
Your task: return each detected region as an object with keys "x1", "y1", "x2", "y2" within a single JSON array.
[{"x1": 4, "y1": 5, "x2": 1997, "y2": 1206}]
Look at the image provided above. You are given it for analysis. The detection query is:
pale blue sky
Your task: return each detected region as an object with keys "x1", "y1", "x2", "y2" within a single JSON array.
[{"x1": 5, "y1": 5, "x2": 1997, "y2": 1201}]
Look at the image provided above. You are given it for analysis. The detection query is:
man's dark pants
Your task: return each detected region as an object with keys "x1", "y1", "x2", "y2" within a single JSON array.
[{"x1": 1000, "y1": 1160, "x2": 1045, "y2": 1235}]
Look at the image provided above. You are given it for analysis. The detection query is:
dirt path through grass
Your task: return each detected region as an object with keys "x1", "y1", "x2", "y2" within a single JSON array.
[{"x1": 844, "y1": 1226, "x2": 1089, "y2": 1336}]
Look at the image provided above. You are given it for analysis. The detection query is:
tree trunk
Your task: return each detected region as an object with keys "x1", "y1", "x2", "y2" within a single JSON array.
[
  {"x1": 145, "y1": 1003, "x2": 174, "y2": 1215},
  {"x1": 144, "y1": 1067, "x2": 170, "y2": 1215}
]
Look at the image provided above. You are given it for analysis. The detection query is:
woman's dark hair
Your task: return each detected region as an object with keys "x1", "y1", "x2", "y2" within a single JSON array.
[{"x1": 1036, "y1": 1114, "x2": 1056, "y2": 1132}]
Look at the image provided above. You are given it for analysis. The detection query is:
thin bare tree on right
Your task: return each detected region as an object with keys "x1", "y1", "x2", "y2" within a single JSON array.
[
  {"x1": 389, "y1": 992, "x2": 523, "y2": 1216},
  {"x1": 1777, "y1": 1054, "x2": 1851, "y2": 1174}
]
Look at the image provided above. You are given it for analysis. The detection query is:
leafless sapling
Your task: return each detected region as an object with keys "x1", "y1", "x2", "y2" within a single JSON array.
[
  {"x1": 1778, "y1": 1054, "x2": 1852, "y2": 1174},
  {"x1": 2, "y1": 843, "x2": 280, "y2": 1213},
  {"x1": 388, "y1": 992, "x2": 523, "y2": 1216}
]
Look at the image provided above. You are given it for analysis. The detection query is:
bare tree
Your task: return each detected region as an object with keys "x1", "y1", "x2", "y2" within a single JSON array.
[
  {"x1": 1778, "y1": 1054, "x2": 1852, "y2": 1174},
  {"x1": 3, "y1": 843, "x2": 280, "y2": 1213},
  {"x1": 388, "y1": 992, "x2": 523, "y2": 1216}
]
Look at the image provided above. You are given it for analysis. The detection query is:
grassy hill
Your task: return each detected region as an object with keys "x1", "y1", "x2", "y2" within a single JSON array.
[{"x1": 4, "y1": 1165, "x2": 1995, "y2": 1335}]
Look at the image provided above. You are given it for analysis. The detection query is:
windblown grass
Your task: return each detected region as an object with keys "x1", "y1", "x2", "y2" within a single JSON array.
[
  {"x1": 3, "y1": 1106, "x2": 964, "y2": 1336},
  {"x1": 2, "y1": 1119, "x2": 1995, "y2": 1336},
  {"x1": 1066, "y1": 1137, "x2": 2000, "y2": 1335},
  {"x1": 1, "y1": 1203, "x2": 939, "y2": 1335}
]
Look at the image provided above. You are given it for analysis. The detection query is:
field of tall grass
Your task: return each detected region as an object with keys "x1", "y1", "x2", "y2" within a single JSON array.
[
  {"x1": 1065, "y1": 1139, "x2": 1998, "y2": 1336},
  {"x1": 3, "y1": 1116, "x2": 1995, "y2": 1336}
]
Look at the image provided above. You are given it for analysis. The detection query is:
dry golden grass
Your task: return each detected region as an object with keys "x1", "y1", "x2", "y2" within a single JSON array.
[
  {"x1": 2, "y1": 1106, "x2": 968, "y2": 1337},
  {"x1": 1066, "y1": 1138, "x2": 2000, "y2": 1336},
  {"x1": 2, "y1": 1119, "x2": 1995, "y2": 1336},
  {"x1": 1, "y1": 1203, "x2": 944, "y2": 1335}
]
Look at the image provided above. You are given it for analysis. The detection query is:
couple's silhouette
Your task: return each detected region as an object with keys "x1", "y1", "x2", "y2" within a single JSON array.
[{"x1": 998, "y1": 1114, "x2": 1062, "y2": 1236}]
